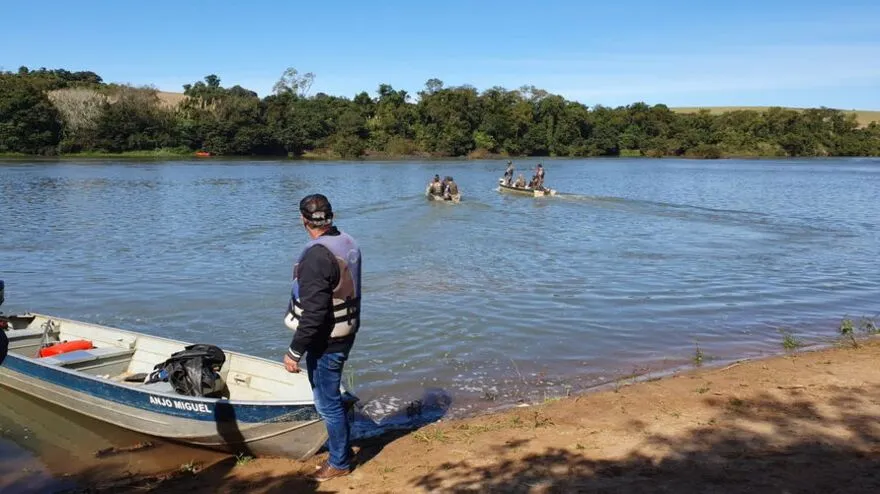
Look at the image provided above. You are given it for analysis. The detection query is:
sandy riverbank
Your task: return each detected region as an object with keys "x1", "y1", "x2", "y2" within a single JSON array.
[{"x1": 71, "y1": 339, "x2": 880, "y2": 493}]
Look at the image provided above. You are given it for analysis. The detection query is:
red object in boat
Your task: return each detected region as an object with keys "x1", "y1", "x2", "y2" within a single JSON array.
[
  {"x1": 195, "y1": 151, "x2": 211, "y2": 157},
  {"x1": 38, "y1": 340, "x2": 94, "y2": 357}
]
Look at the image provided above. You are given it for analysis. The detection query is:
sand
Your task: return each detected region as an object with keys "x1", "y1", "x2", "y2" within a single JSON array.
[{"x1": 68, "y1": 338, "x2": 880, "y2": 493}]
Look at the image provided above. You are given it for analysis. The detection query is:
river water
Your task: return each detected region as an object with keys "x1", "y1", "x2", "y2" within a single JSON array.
[{"x1": 1, "y1": 157, "x2": 878, "y2": 481}]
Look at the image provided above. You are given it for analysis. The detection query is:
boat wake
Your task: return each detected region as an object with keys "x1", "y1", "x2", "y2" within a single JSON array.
[
  {"x1": 351, "y1": 196, "x2": 421, "y2": 216},
  {"x1": 550, "y1": 192, "x2": 852, "y2": 238}
]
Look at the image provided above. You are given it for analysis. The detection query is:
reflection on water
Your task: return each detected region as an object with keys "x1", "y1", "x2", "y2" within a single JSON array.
[
  {"x1": 1, "y1": 157, "x2": 879, "y2": 472},
  {"x1": 0, "y1": 385, "x2": 223, "y2": 492}
]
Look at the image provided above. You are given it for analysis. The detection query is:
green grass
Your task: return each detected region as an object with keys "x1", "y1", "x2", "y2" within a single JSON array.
[
  {"x1": 779, "y1": 328, "x2": 803, "y2": 352},
  {"x1": 234, "y1": 453, "x2": 254, "y2": 467},
  {"x1": 412, "y1": 427, "x2": 449, "y2": 444},
  {"x1": 2, "y1": 148, "x2": 196, "y2": 159},
  {"x1": 65, "y1": 148, "x2": 194, "y2": 158},
  {"x1": 836, "y1": 315, "x2": 879, "y2": 348},
  {"x1": 299, "y1": 149, "x2": 340, "y2": 160},
  {"x1": 840, "y1": 318, "x2": 858, "y2": 348},
  {"x1": 692, "y1": 342, "x2": 705, "y2": 366}
]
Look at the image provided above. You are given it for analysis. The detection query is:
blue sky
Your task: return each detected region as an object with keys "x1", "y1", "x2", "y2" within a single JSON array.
[{"x1": 3, "y1": 0, "x2": 879, "y2": 109}]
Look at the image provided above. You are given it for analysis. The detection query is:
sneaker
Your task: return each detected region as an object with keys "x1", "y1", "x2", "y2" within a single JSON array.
[{"x1": 311, "y1": 461, "x2": 351, "y2": 482}]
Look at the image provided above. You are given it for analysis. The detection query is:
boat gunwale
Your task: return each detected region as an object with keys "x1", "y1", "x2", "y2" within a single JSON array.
[
  {"x1": 497, "y1": 182, "x2": 555, "y2": 196},
  {"x1": 0, "y1": 368, "x2": 326, "y2": 450},
  {"x1": 4, "y1": 312, "x2": 320, "y2": 407}
]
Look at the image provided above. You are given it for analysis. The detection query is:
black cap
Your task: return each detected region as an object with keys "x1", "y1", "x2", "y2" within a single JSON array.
[{"x1": 299, "y1": 193, "x2": 333, "y2": 226}]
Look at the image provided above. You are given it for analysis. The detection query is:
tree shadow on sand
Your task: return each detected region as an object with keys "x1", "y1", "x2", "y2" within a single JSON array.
[{"x1": 411, "y1": 384, "x2": 880, "y2": 493}]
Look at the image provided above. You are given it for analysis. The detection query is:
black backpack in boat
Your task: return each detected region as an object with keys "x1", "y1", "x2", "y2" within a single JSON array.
[{"x1": 152, "y1": 344, "x2": 227, "y2": 398}]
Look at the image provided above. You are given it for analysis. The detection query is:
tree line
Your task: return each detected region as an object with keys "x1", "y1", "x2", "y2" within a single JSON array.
[{"x1": 2, "y1": 66, "x2": 879, "y2": 158}]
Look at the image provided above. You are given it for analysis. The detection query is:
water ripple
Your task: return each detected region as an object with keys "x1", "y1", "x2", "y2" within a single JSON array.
[{"x1": 1, "y1": 158, "x2": 878, "y2": 417}]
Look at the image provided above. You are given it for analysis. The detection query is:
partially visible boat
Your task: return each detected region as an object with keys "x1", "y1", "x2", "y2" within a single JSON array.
[
  {"x1": 497, "y1": 178, "x2": 556, "y2": 197},
  {"x1": 194, "y1": 151, "x2": 211, "y2": 157},
  {"x1": 0, "y1": 282, "x2": 356, "y2": 459}
]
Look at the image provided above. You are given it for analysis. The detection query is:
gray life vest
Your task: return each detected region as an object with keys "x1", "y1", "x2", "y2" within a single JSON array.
[
  {"x1": 284, "y1": 232, "x2": 361, "y2": 338},
  {"x1": 429, "y1": 181, "x2": 443, "y2": 194}
]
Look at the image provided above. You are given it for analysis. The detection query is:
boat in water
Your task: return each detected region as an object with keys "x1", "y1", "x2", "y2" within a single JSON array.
[
  {"x1": 497, "y1": 178, "x2": 557, "y2": 197},
  {"x1": 425, "y1": 186, "x2": 461, "y2": 203},
  {"x1": 0, "y1": 281, "x2": 356, "y2": 459}
]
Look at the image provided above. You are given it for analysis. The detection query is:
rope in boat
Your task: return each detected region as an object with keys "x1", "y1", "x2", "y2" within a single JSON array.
[{"x1": 38, "y1": 319, "x2": 57, "y2": 355}]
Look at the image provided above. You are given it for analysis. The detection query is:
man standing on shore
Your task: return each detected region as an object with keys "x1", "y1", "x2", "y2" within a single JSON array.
[{"x1": 283, "y1": 193, "x2": 362, "y2": 482}]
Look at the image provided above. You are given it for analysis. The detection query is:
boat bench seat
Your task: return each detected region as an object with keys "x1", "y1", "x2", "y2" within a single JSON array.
[
  {"x1": 40, "y1": 347, "x2": 136, "y2": 367},
  {"x1": 6, "y1": 329, "x2": 50, "y2": 351},
  {"x1": 6, "y1": 328, "x2": 46, "y2": 341}
]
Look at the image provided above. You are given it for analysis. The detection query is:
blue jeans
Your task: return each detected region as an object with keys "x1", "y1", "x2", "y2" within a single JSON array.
[
  {"x1": 306, "y1": 351, "x2": 351, "y2": 470},
  {"x1": 0, "y1": 329, "x2": 7, "y2": 366}
]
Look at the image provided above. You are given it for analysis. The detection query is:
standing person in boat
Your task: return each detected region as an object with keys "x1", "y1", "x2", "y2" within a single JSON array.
[
  {"x1": 503, "y1": 161, "x2": 515, "y2": 186},
  {"x1": 444, "y1": 176, "x2": 459, "y2": 199},
  {"x1": 283, "y1": 193, "x2": 361, "y2": 482},
  {"x1": 427, "y1": 174, "x2": 443, "y2": 196},
  {"x1": 533, "y1": 163, "x2": 545, "y2": 190}
]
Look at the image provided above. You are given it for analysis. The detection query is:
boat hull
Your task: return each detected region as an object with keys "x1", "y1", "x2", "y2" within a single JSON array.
[
  {"x1": 426, "y1": 193, "x2": 461, "y2": 203},
  {"x1": 0, "y1": 311, "x2": 356, "y2": 460},
  {"x1": 497, "y1": 183, "x2": 556, "y2": 197},
  {"x1": 0, "y1": 354, "x2": 329, "y2": 459}
]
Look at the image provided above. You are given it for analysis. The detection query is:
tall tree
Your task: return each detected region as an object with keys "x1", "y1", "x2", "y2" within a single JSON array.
[{"x1": 0, "y1": 75, "x2": 61, "y2": 154}]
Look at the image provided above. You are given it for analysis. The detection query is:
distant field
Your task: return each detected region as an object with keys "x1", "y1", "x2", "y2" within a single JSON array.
[
  {"x1": 672, "y1": 106, "x2": 880, "y2": 127},
  {"x1": 157, "y1": 91, "x2": 187, "y2": 107}
]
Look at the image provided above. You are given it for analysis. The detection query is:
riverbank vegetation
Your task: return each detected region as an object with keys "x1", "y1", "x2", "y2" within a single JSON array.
[{"x1": 2, "y1": 66, "x2": 879, "y2": 159}]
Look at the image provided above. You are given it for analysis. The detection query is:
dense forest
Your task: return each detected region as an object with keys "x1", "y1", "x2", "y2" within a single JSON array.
[{"x1": 1, "y1": 66, "x2": 879, "y2": 158}]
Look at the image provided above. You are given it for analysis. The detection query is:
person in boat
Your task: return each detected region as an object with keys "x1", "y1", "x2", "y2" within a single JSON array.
[
  {"x1": 532, "y1": 163, "x2": 545, "y2": 190},
  {"x1": 283, "y1": 193, "x2": 361, "y2": 482},
  {"x1": 503, "y1": 161, "x2": 514, "y2": 186},
  {"x1": 444, "y1": 176, "x2": 459, "y2": 199},
  {"x1": 514, "y1": 173, "x2": 526, "y2": 188},
  {"x1": 427, "y1": 175, "x2": 443, "y2": 196}
]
